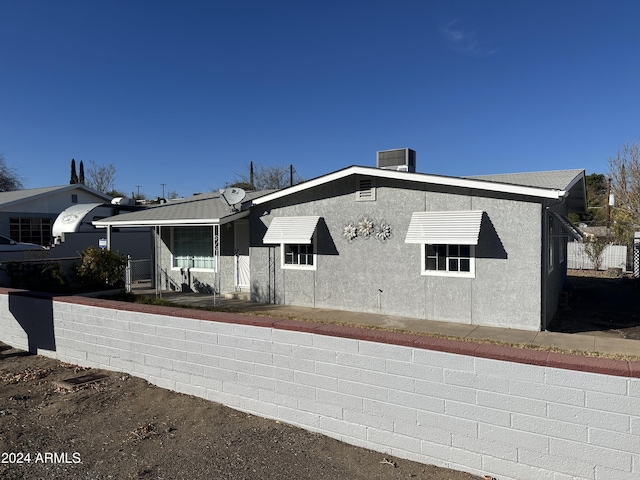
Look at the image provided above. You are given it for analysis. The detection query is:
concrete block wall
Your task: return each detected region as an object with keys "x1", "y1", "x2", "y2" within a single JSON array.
[{"x1": 1, "y1": 290, "x2": 639, "y2": 480}]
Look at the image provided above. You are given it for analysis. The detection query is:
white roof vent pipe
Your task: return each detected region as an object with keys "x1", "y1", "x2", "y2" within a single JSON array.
[{"x1": 376, "y1": 148, "x2": 416, "y2": 172}]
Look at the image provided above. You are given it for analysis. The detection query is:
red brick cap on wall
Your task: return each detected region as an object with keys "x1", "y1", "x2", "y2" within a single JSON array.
[{"x1": 6, "y1": 289, "x2": 639, "y2": 379}]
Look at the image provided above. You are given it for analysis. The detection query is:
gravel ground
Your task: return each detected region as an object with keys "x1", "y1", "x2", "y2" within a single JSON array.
[{"x1": 1, "y1": 343, "x2": 482, "y2": 480}]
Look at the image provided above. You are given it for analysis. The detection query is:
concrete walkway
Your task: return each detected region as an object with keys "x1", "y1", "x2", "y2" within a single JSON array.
[{"x1": 143, "y1": 290, "x2": 640, "y2": 359}]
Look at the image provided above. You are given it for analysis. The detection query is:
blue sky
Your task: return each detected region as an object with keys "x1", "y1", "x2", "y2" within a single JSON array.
[{"x1": 2, "y1": 1, "x2": 639, "y2": 198}]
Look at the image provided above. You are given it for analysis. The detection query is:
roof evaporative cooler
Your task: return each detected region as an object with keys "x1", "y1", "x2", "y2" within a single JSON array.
[{"x1": 376, "y1": 148, "x2": 416, "y2": 172}]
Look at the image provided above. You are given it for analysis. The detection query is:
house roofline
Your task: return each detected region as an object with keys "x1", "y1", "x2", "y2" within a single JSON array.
[
  {"x1": 93, "y1": 210, "x2": 249, "y2": 228},
  {"x1": 251, "y1": 166, "x2": 568, "y2": 205},
  {"x1": 0, "y1": 184, "x2": 112, "y2": 210}
]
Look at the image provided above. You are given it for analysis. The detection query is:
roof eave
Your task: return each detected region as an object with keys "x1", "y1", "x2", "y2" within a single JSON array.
[
  {"x1": 92, "y1": 210, "x2": 249, "y2": 228},
  {"x1": 251, "y1": 166, "x2": 567, "y2": 205}
]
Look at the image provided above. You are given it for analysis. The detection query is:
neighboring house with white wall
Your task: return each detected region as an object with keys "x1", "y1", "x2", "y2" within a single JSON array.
[
  {"x1": 94, "y1": 155, "x2": 586, "y2": 331},
  {"x1": 0, "y1": 185, "x2": 111, "y2": 247}
]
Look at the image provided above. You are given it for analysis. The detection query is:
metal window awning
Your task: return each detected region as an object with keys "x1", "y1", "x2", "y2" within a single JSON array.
[
  {"x1": 405, "y1": 210, "x2": 484, "y2": 245},
  {"x1": 552, "y1": 212, "x2": 583, "y2": 241},
  {"x1": 263, "y1": 216, "x2": 320, "y2": 244}
]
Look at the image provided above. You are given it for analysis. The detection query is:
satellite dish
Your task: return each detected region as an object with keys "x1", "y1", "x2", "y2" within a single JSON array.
[{"x1": 219, "y1": 187, "x2": 246, "y2": 210}]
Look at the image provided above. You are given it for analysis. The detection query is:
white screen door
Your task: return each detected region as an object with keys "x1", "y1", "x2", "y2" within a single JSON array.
[{"x1": 234, "y1": 219, "x2": 250, "y2": 290}]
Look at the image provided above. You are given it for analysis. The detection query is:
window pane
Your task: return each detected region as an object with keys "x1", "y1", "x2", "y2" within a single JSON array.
[
  {"x1": 284, "y1": 243, "x2": 314, "y2": 266},
  {"x1": 460, "y1": 245, "x2": 470, "y2": 257},
  {"x1": 173, "y1": 227, "x2": 215, "y2": 269},
  {"x1": 449, "y1": 245, "x2": 459, "y2": 256},
  {"x1": 426, "y1": 258, "x2": 436, "y2": 270},
  {"x1": 449, "y1": 259, "x2": 459, "y2": 271},
  {"x1": 460, "y1": 259, "x2": 470, "y2": 272},
  {"x1": 426, "y1": 244, "x2": 436, "y2": 256}
]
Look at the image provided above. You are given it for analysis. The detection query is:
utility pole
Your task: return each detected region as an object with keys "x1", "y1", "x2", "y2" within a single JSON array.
[
  {"x1": 135, "y1": 185, "x2": 142, "y2": 199},
  {"x1": 606, "y1": 177, "x2": 611, "y2": 236},
  {"x1": 161, "y1": 183, "x2": 166, "y2": 199}
]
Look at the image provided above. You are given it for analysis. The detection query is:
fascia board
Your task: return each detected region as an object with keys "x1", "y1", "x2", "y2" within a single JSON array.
[
  {"x1": 564, "y1": 169, "x2": 588, "y2": 211},
  {"x1": 251, "y1": 166, "x2": 566, "y2": 205},
  {"x1": 92, "y1": 211, "x2": 249, "y2": 228}
]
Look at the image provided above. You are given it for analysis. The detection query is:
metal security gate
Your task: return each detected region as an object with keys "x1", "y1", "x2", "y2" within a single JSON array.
[
  {"x1": 125, "y1": 257, "x2": 152, "y2": 293},
  {"x1": 268, "y1": 246, "x2": 276, "y2": 304}
]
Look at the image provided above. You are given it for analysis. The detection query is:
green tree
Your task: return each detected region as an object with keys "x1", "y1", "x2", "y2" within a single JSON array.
[
  {"x1": 70, "y1": 158, "x2": 79, "y2": 184},
  {"x1": 569, "y1": 173, "x2": 608, "y2": 226},
  {"x1": 79, "y1": 160, "x2": 85, "y2": 184}
]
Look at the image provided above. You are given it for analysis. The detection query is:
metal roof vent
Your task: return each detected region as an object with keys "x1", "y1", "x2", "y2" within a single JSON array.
[{"x1": 376, "y1": 148, "x2": 416, "y2": 172}]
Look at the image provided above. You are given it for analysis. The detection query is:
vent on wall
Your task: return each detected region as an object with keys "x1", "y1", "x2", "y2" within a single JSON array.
[
  {"x1": 356, "y1": 177, "x2": 376, "y2": 201},
  {"x1": 376, "y1": 148, "x2": 416, "y2": 172}
]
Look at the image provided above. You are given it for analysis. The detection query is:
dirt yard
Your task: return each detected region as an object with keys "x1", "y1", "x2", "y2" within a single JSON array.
[
  {"x1": 548, "y1": 270, "x2": 640, "y2": 340},
  {"x1": 0, "y1": 343, "x2": 482, "y2": 480}
]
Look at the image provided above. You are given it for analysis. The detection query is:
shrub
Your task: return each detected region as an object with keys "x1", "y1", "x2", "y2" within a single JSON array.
[
  {"x1": 583, "y1": 237, "x2": 608, "y2": 271},
  {"x1": 75, "y1": 246, "x2": 126, "y2": 288}
]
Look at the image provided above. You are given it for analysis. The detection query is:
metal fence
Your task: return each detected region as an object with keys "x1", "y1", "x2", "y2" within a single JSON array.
[{"x1": 125, "y1": 257, "x2": 152, "y2": 293}]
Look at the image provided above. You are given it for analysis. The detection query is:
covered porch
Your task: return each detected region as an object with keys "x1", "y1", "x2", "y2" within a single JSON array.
[{"x1": 93, "y1": 190, "x2": 270, "y2": 305}]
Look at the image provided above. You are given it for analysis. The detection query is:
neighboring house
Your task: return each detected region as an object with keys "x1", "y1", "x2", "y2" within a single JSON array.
[
  {"x1": 0, "y1": 185, "x2": 112, "y2": 247},
  {"x1": 95, "y1": 162, "x2": 586, "y2": 332},
  {"x1": 93, "y1": 190, "x2": 273, "y2": 295}
]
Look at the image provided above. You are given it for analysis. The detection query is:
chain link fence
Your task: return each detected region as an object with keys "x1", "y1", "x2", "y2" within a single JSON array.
[{"x1": 125, "y1": 257, "x2": 152, "y2": 293}]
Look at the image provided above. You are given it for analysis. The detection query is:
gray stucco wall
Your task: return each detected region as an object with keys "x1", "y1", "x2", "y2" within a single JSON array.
[
  {"x1": 250, "y1": 175, "x2": 545, "y2": 331},
  {"x1": 155, "y1": 224, "x2": 238, "y2": 294}
]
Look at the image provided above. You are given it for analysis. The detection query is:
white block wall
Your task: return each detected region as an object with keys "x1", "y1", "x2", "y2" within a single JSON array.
[{"x1": 1, "y1": 293, "x2": 639, "y2": 480}]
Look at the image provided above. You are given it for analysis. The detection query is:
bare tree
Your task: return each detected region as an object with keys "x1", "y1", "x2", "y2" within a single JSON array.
[
  {"x1": 0, "y1": 152, "x2": 24, "y2": 192},
  {"x1": 86, "y1": 161, "x2": 116, "y2": 194},
  {"x1": 583, "y1": 236, "x2": 608, "y2": 271},
  {"x1": 608, "y1": 141, "x2": 640, "y2": 244},
  {"x1": 229, "y1": 162, "x2": 305, "y2": 191}
]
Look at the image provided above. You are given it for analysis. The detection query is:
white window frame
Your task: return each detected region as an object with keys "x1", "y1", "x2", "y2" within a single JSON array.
[
  {"x1": 281, "y1": 236, "x2": 317, "y2": 271},
  {"x1": 421, "y1": 244, "x2": 475, "y2": 278},
  {"x1": 170, "y1": 226, "x2": 217, "y2": 272}
]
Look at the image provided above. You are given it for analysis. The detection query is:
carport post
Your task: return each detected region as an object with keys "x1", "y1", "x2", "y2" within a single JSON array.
[{"x1": 106, "y1": 225, "x2": 112, "y2": 250}]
